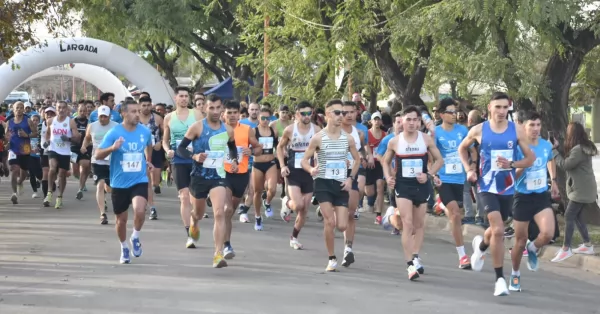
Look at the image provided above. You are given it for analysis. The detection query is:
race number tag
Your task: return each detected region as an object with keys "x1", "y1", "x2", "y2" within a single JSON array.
[
  {"x1": 54, "y1": 138, "x2": 66, "y2": 148},
  {"x1": 175, "y1": 139, "x2": 193, "y2": 152},
  {"x1": 151, "y1": 135, "x2": 156, "y2": 146},
  {"x1": 8, "y1": 150, "x2": 16, "y2": 160},
  {"x1": 401, "y1": 159, "x2": 423, "y2": 178},
  {"x1": 225, "y1": 146, "x2": 244, "y2": 164},
  {"x1": 259, "y1": 137, "x2": 273, "y2": 150},
  {"x1": 204, "y1": 151, "x2": 224, "y2": 169},
  {"x1": 294, "y1": 152, "x2": 305, "y2": 168},
  {"x1": 526, "y1": 169, "x2": 546, "y2": 191},
  {"x1": 347, "y1": 152, "x2": 354, "y2": 169},
  {"x1": 444, "y1": 156, "x2": 463, "y2": 174},
  {"x1": 325, "y1": 160, "x2": 346, "y2": 180},
  {"x1": 122, "y1": 153, "x2": 142, "y2": 172},
  {"x1": 70, "y1": 152, "x2": 78, "y2": 163},
  {"x1": 491, "y1": 149, "x2": 513, "y2": 171},
  {"x1": 30, "y1": 138, "x2": 40, "y2": 155}
]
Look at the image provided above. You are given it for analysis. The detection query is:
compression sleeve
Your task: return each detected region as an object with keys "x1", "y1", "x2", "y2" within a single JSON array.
[
  {"x1": 228, "y1": 139, "x2": 238, "y2": 161},
  {"x1": 177, "y1": 137, "x2": 193, "y2": 159}
]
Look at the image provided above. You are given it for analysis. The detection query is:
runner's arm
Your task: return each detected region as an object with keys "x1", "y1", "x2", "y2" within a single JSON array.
[
  {"x1": 45, "y1": 118, "x2": 53, "y2": 143},
  {"x1": 162, "y1": 114, "x2": 171, "y2": 152},
  {"x1": 277, "y1": 125, "x2": 291, "y2": 168},
  {"x1": 81, "y1": 124, "x2": 92, "y2": 148},
  {"x1": 547, "y1": 152, "x2": 557, "y2": 181},
  {"x1": 28, "y1": 119, "x2": 38, "y2": 137},
  {"x1": 424, "y1": 133, "x2": 443, "y2": 175},
  {"x1": 226, "y1": 124, "x2": 238, "y2": 162},
  {"x1": 301, "y1": 133, "x2": 320, "y2": 173},
  {"x1": 178, "y1": 120, "x2": 202, "y2": 159},
  {"x1": 381, "y1": 137, "x2": 396, "y2": 180},
  {"x1": 70, "y1": 119, "x2": 80, "y2": 142},
  {"x1": 348, "y1": 136, "x2": 360, "y2": 179},
  {"x1": 514, "y1": 128, "x2": 535, "y2": 169},
  {"x1": 248, "y1": 128, "x2": 262, "y2": 156},
  {"x1": 458, "y1": 124, "x2": 480, "y2": 173}
]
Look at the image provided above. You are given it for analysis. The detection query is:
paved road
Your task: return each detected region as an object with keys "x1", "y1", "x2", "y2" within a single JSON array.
[{"x1": 0, "y1": 180, "x2": 599, "y2": 314}]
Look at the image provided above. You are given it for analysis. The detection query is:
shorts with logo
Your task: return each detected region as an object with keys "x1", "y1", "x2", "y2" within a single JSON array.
[
  {"x1": 92, "y1": 164, "x2": 110, "y2": 186},
  {"x1": 366, "y1": 161, "x2": 384, "y2": 185},
  {"x1": 111, "y1": 182, "x2": 148, "y2": 215},
  {"x1": 438, "y1": 183, "x2": 464, "y2": 206},
  {"x1": 48, "y1": 151, "x2": 71, "y2": 170},
  {"x1": 172, "y1": 163, "x2": 193, "y2": 190},
  {"x1": 512, "y1": 192, "x2": 552, "y2": 222},
  {"x1": 151, "y1": 148, "x2": 165, "y2": 169},
  {"x1": 479, "y1": 192, "x2": 513, "y2": 221},
  {"x1": 190, "y1": 176, "x2": 228, "y2": 199},
  {"x1": 286, "y1": 169, "x2": 314, "y2": 194},
  {"x1": 226, "y1": 172, "x2": 250, "y2": 198},
  {"x1": 314, "y1": 178, "x2": 349, "y2": 207},
  {"x1": 8, "y1": 154, "x2": 30, "y2": 170},
  {"x1": 394, "y1": 181, "x2": 429, "y2": 206}
]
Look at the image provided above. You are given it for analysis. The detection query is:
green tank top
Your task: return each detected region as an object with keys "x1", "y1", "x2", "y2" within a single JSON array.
[
  {"x1": 275, "y1": 120, "x2": 286, "y2": 136},
  {"x1": 169, "y1": 111, "x2": 197, "y2": 163}
]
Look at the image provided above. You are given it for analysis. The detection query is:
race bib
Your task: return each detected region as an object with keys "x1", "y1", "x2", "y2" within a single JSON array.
[
  {"x1": 294, "y1": 152, "x2": 305, "y2": 169},
  {"x1": 401, "y1": 159, "x2": 423, "y2": 178},
  {"x1": 30, "y1": 138, "x2": 40, "y2": 155},
  {"x1": 259, "y1": 137, "x2": 274, "y2": 150},
  {"x1": 526, "y1": 169, "x2": 546, "y2": 191},
  {"x1": 491, "y1": 149, "x2": 513, "y2": 171},
  {"x1": 204, "y1": 151, "x2": 224, "y2": 169},
  {"x1": 122, "y1": 153, "x2": 142, "y2": 172},
  {"x1": 151, "y1": 135, "x2": 156, "y2": 146},
  {"x1": 175, "y1": 139, "x2": 193, "y2": 152},
  {"x1": 70, "y1": 152, "x2": 78, "y2": 163},
  {"x1": 225, "y1": 146, "x2": 244, "y2": 164},
  {"x1": 8, "y1": 150, "x2": 16, "y2": 160},
  {"x1": 325, "y1": 160, "x2": 346, "y2": 180},
  {"x1": 347, "y1": 152, "x2": 354, "y2": 169},
  {"x1": 444, "y1": 156, "x2": 463, "y2": 174},
  {"x1": 54, "y1": 138, "x2": 66, "y2": 147}
]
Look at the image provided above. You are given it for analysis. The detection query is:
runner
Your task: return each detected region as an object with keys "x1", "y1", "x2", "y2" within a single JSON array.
[
  {"x1": 271, "y1": 105, "x2": 292, "y2": 199},
  {"x1": 301, "y1": 99, "x2": 360, "y2": 271},
  {"x1": 193, "y1": 92, "x2": 206, "y2": 118},
  {"x1": 28, "y1": 114, "x2": 43, "y2": 198},
  {"x1": 222, "y1": 100, "x2": 262, "y2": 258},
  {"x1": 40, "y1": 107, "x2": 57, "y2": 201},
  {"x1": 43, "y1": 101, "x2": 80, "y2": 208},
  {"x1": 434, "y1": 100, "x2": 473, "y2": 269},
  {"x1": 458, "y1": 92, "x2": 535, "y2": 296},
  {"x1": 381, "y1": 105, "x2": 444, "y2": 281},
  {"x1": 139, "y1": 96, "x2": 163, "y2": 220},
  {"x1": 6, "y1": 101, "x2": 37, "y2": 204},
  {"x1": 251, "y1": 107, "x2": 279, "y2": 230},
  {"x1": 508, "y1": 111, "x2": 556, "y2": 291},
  {"x1": 81, "y1": 105, "x2": 118, "y2": 225},
  {"x1": 162, "y1": 87, "x2": 203, "y2": 248},
  {"x1": 278, "y1": 101, "x2": 321, "y2": 249},
  {"x1": 96, "y1": 99, "x2": 153, "y2": 264},
  {"x1": 366, "y1": 112, "x2": 387, "y2": 223},
  {"x1": 177, "y1": 93, "x2": 238, "y2": 268},
  {"x1": 71, "y1": 104, "x2": 92, "y2": 200},
  {"x1": 237, "y1": 102, "x2": 260, "y2": 218},
  {"x1": 89, "y1": 93, "x2": 122, "y2": 123}
]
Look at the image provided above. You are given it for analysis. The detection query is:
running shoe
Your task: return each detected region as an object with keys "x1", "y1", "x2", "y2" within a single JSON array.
[
  {"x1": 149, "y1": 207, "x2": 158, "y2": 220},
  {"x1": 290, "y1": 237, "x2": 303, "y2": 250},
  {"x1": 407, "y1": 265, "x2": 419, "y2": 281},
  {"x1": 43, "y1": 192, "x2": 52, "y2": 207},
  {"x1": 342, "y1": 249, "x2": 355, "y2": 267},
  {"x1": 239, "y1": 213, "x2": 250, "y2": 223},
  {"x1": 413, "y1": 257, "x2": 424, "y2": 274},
  {"x1": 381, "y1": 206, "x2": 395, "y2": 230},
  {"x1": 353, "y1": 211, "x2": 360, "y2": 220},
  {"x1": 76, "y1": 190, "x2": 83, "y2": 200},
  {"x1": 504, "y1": 227, "x2": 515, "y2": 238},
  {"x1": 32, "y1": 192, "x2": 39, "y2": 199},
  {"x1": 391, "y1": 228, "x2": 401, "y2": 235},
  {"x1": 10, "y1": 193, "x2": 18, "y2": 204},
  {"x1": 130, "y1": 237, "x2": 142, "y2": 257},
  {"x1": 326, "y1": 259, "x2": 338, "y2": 272},
  {"x1": 100, "y1": 213, "x2": 108, "y2": 225},
  {"x1": 572, "y1": 244, "x2": 595, "y2": 255},
  {"x1": 189, "y1": 223, "x2": 200, "y2": 242},
  {"x1": 154, "y1": 186, "x2": 161, "y2": 194},
  {"x1": 526, "y1": 240, "x2": 539, "y2": 271},
  {"x1": 254, "y1": 216, "x2": 263, "y2": 231},
  {"x1": 551, "y1": 248, "x2": 573, "y2": 262},
  {"x1": 508, "y1": 275, "x2": 521, "y2": 292},
  {"x1": 54, "y1": 196, "x2": 62, "y2": 209},
  {"x1": 374, "y1": 215, "x2": 382, "y2": 225},
  {"x1": 120, "y1": 247, "x2": 131, "y2": 264},
  {"x1": 264, "y1": 200, "x2": 274, "y2": 218},
  {"x1": 459, "y1": 255, "x2": 471, "y2": 270},
  {"x1": 470, "y1": 235, "x2": 485, "y2": 271},
  {"x1": 316, "y1": 206, "x2": 323, "y2": 222},
  {"x1": 223, "y1": 245, "x2": 235, "y2": 260},
  {"x1": 280, "y1": 196, "x2": 291, "y2": 222},
  {"x1": 203, "y1": 213, "x2": 209, "y2": 218},
  {"x1": 207, "y1": 197, "x2": 212, "y2": 207},
  {"x1": 213, "y1": 253, "x2": 228, "y2": 268},
  {"x1": 494, "y1": 277, "x2": 509, "y2": 296},
  {"x1": 185, "y1": 237, "x2": 196, "y2": 249}
]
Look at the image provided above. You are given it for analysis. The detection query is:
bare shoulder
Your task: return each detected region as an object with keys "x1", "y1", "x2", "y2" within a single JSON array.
[{"x1": 313, "y1": 123, "x2": 322, "y2": 133}]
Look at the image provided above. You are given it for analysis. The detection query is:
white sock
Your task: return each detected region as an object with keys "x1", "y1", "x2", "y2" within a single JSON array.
[
  {"x1": 345, "y1": 246, "x2": 352, "y2": 252},
  {"x1": 120, "y1": 241, "x2": 127, "y2": 249},
  {"x1": 456, "y1": 246, "x2": 466, "y2": 258},
  {"x1": 132, "y1": 229, "x2": 140, "y2": 239},
  {"x1": 527, "y1": 241, "x2": 537, "y2": 252},
  {"x1": 511, "y1": 269, "x2": 520, "y2": 276}
]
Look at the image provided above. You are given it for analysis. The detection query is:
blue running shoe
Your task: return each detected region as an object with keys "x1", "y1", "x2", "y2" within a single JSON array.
[
  {"x1": 508, "y1": 275, "x2": 521, "y2": 292},
  {"x1": 526, "y1": 240, "x2": 538, "y2": 271},
  {"x1": 120, "y1": 247, "x2": 131, "y2": 264},
  {"x1": 381, "y1": 206, "x2": 395, "y2": 231},
  {"x1": 130, "y1": 237, "x2": 143, "y2": 258}
]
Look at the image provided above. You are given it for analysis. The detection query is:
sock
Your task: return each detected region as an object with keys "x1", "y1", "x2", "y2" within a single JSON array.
[
  {"x1": 494, "y1": 267, "x2": 504, "y2": 279},
  {"x1": 376, "y1": 212, "x2": 381, "y2": 217},
  {"x1": 52, "y1": 181, "x2": 56, "y2": 192},
  {"x1": 185, "y1": 226, "x2": 190, "y2": 236},
  {"x1": 224, "y1": 241, "x2": 231, "y2": 247},
  {"x1": 367, "y1": 195, "x2": 376, "y2": 206},
  {"x1": 407, "y1": 260, "x2": 414, "y2": 266},
  {"x1": 132, "y1": 229, "x2": 140, "y2": 239},
  {"x1": 120, "y1": 241, "x2": 127, "y2": 249},
  {"x1": 42, "y1": 180, "x2": 48, "y2": 196},
  {"x1": 292, "y1": 228, "x2": 300, "y2": 238},
  {"x1": 456, "y1": 246, "x2": 466, "y2": 258},
  {"x1": 329, "y1": 255, "x2": 336, "y2": 260},
  {"x1": 412, "y1": 253, "x2": 419, "y2": 260},
  {"x1": 527, "y1": 241, "x2": 538, "y2": 253},
  {"x1": 479, "y1": 241, "x2": 489, "y2": 252},
  {"x1": 511, "y1": 268, "x2": 520, "y2": 276}
]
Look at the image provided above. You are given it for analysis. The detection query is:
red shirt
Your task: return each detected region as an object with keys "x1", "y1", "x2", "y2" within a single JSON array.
[{"x1": 368, "y1": 129, "x2": 386, "y2": 160}]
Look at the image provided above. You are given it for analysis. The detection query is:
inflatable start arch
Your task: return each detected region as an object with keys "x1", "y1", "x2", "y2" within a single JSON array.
[{"x1": 0, "y1": 37, "x2": 175, "y2": 103}]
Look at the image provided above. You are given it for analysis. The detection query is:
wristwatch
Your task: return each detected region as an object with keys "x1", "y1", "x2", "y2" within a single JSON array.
[{"x1": 509, "y1": 161, "x2": 515, "y2": 169}]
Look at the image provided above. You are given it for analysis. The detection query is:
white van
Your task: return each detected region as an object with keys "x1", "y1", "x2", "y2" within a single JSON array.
[{"x1": 4, "y1": 91, "x2": 30, "y2": 105}]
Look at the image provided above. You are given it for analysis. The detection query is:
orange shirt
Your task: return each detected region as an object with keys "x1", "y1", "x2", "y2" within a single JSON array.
[{"x1": 225, "y1": 122, "x2": 250, "y2": 174}]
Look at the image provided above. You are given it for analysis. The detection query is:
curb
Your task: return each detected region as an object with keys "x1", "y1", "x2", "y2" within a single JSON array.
[{"x1": 425, "y1": 215, "x2": 600, "y2": 275}]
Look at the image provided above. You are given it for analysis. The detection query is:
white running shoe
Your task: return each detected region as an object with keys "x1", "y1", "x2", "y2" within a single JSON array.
[
  {"x1": 290, "y1": 237, "x2": 303, "y2": 250},
  {"x1": 572, "y1": 244, "x2": 595, "y2": 255},
  {"x1": 316, "y1": 206, "x2": 323, "y2": 222},
  {"x1": 280, "y1": 196, "x2": 291, "y2": 222},
  {"x1": 239, "y1": 213, "x2": 250, "y2": 223},
  {"x1": 32, "y1": 192, "x2": 39, "y2": 199},
  {"x1": 185, "y1": 237, "x2": 196, "y2": 249},
  {"x1": 326, "y1": 259, "x2": 337, "y2": 272},
  {"x1": 551, "y1": 248, "x2": 573, "y2": 262},
  {"x1": 493, "y1": 277, "x2": 509, "y2": 296},
  {"x1": 471, "y1": 235, "x2": 485, "y2": 271}
]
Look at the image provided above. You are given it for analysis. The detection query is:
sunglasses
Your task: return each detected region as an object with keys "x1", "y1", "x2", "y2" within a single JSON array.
[
  {"x1": 260, "y1": 116, "x2": 271, "y2": 121},
  {"x1": 444, "y1": 110, "x2": 457, "y2": 114},
  {"x1": 329, "y1": 110, "x2": 347, "y2": 116},
  {"x1": 299, "y1": 111, "x2": 312, "y2": 117}
]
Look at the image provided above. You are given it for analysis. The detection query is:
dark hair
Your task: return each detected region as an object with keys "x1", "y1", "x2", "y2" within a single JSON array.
[
  {"x1": 84, "y1": 100, "x2": 94, "y2": 106},
  {"x1": 124, "y1": 96, "x2": 134, "y2": 102},
  {"x1": 564, "y1": 122, "x2": 597, "y2": 157},
  {"x1": 522, "y1": 111, "x2": 541, "y2": 123},
  {"x1": 139, "y1": 96, "x2": 152, "y2": 104},
  {"x1": 225, "y1": 100, "x2": 241, "y2": 111},
  {"x1": 193, "y1": 91, "x2": 205, "y2": 97},
  {"x1": 140, "y1": 91, "x2": 150, "y2": 97},
  {"x1": 206, "y1": 93, "x2": 221, "y2": 102},
  {"x1": 240, "y1": 107, "x2": 249, "y2": 115},
  {"x1": 326, "y1": 99, "x2": 343, "y2": 108},
  {"x1": 401, "y1": 105, "x2": 421, "y2": 117},
  {"x1": 394, "y1": 111, "x2": 403, "y2": 118},
  {"x1": 490, "y1": 92, "x2": 510, "y2": 101},
  {"x1": 100, "y1": 92, "x2": 114, "y2": 102},
  {"x1": 155, "y1": 103, "x2": 166, "y2": 109},
  {"x1": 121, "y1": 99, "x2": 138, "y2": 112},
  {"x1": 174, "y1": 86, "x2": 189, "y2": 94},
  {"x1": 343, "y1": 101, "x2": 358, "y2": 109},
  {"x1": 295, "y1": 101, "x2": 312, "y2": 111},
  {"x1": 262, "y1": 102, "x2": 272, "y2": 108},
  {"x1": 260, "y1": 107, "x2": 272, "y2": 115},
  {"x1": 78, "y1": 99, "x2": 85, "y2": 104},
  {"x1": 438, "y1": 97, "x2": 456, "y2": 113},
  {"x1": 516, "y1": 110, "x2": 528, "y2": 124}
]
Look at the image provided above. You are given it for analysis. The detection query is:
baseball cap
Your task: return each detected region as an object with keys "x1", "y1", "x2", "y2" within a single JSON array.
[
  {"x1": 24, "y1": 102, "x2": 32, "y2": 108},
  {"x1": 44, "y1": 107, "x2": 56, "y2": 114},
  {"x1": 99, "y1": 105, "x2": 111, "y2": 117},
  {"x1": 371, "y1": 112, "x2": 382, "y2": 120}
]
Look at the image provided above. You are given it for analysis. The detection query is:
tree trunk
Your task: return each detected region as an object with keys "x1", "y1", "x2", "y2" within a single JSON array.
[{"x1": 368, "y1": 77, "x2": 379, "y2": 112}]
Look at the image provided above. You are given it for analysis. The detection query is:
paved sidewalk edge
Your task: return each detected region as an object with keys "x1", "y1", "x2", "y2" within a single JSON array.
[{"x1": 425, "y1": 215, "x2": 600, "y2": 275}]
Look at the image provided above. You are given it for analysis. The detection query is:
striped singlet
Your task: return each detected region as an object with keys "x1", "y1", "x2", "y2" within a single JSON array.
[{"x1": 316, "y1": 129, "x2": 349, "y2": 183}]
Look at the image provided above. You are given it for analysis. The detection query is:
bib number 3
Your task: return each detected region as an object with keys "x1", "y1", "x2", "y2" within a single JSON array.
[{"x1": 401, "y1": 159, "x2": 423, "y2": 178}]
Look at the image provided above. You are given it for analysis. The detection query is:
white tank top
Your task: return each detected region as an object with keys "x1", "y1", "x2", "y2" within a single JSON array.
[
  {"x1": 41, "y1": 121, "x2": 49, "y2": 156},
  {"x1": 349, "y1": 126, "x2": 361, "y2": 151},
  {"x1": 289, "y1": 122, "x2": 314, "y2": 152},
  {"x1": 90, "y1": 120, "x2": 118, "y2": 165},
  {"x1": 49, "y1": 116, "x2": 72, "y2": 156},
  {"x1": 395, "y1": 132, "x2": 428, "y2": 182}
]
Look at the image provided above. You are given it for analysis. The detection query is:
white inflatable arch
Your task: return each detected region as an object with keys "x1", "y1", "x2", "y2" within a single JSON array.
[
  {"x1": 0, "y1": 37, "x2": 175, "y2": 103},
  {"x1": 21, "y1": 64, "x2": 131, "y2": 102}
]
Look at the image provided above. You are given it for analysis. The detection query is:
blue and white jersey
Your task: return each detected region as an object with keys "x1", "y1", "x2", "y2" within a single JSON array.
[
  {"x1": 435, "y1": 124, "x2": 469, "y2": 184},
  {"x1": 515, "y1": 138, "x2": 552, "y2": 194},
  {"x1": 478, "y1": 121, "x2": 518, "y2": 195}
]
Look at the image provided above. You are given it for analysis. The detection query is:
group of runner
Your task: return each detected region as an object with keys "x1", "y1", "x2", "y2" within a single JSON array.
[{"x1": 2, "y1": 89, "x2": 562, "y2": 296}]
